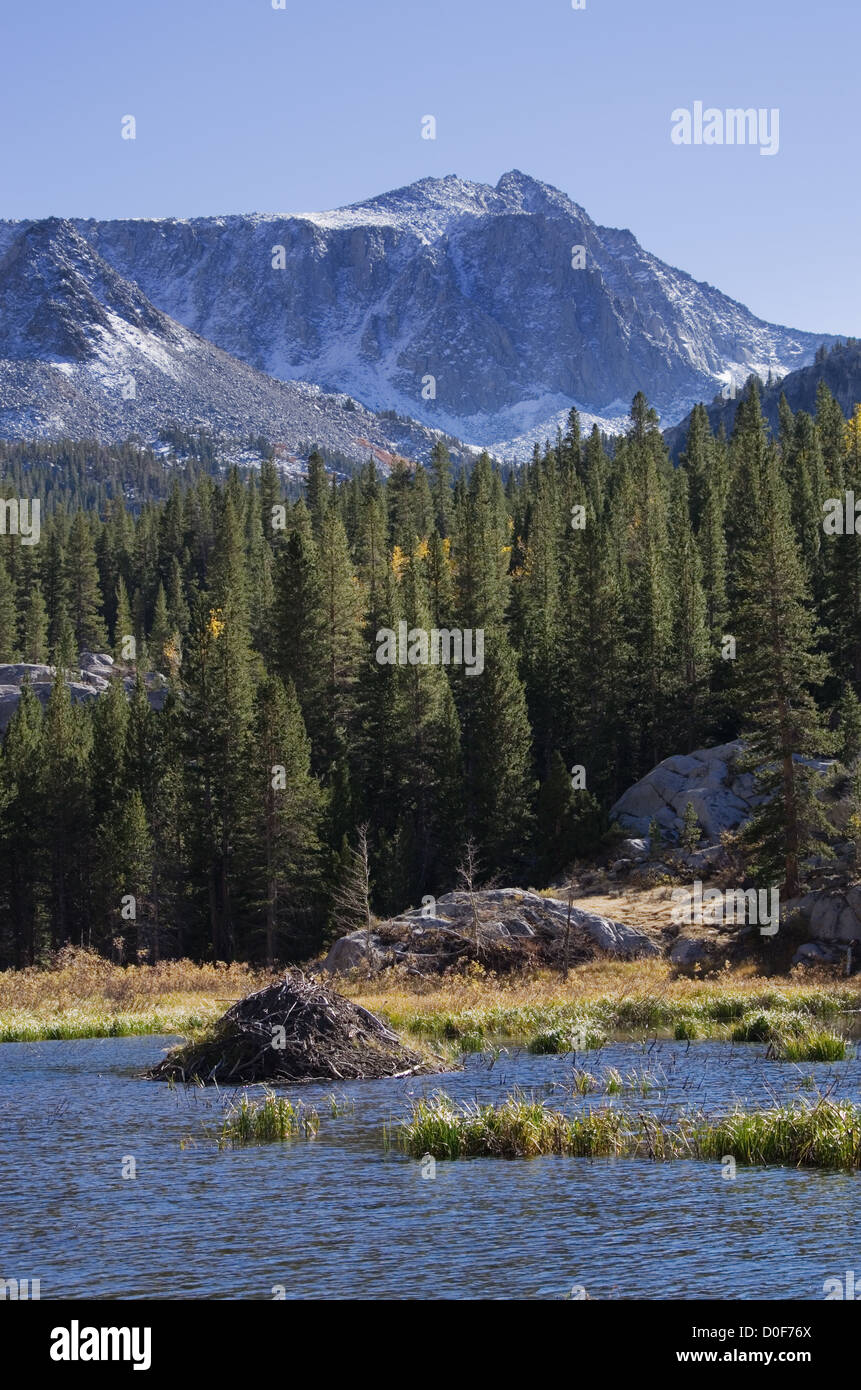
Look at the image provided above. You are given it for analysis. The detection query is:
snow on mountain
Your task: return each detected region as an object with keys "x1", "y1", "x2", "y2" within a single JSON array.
[
  {"x1": 0, "y1": 172, "x2": 843, "y2": 459},
  {"x1": 18, "y1": 169, "x2": 834, "y2": 453},
  {"x1": 0, "y1": 218, "x2": 468, "y2": 466}
]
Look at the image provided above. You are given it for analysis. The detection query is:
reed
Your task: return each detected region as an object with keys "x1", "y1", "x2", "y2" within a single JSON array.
[
  {"x1": 398, "y1": 1092, "x2": 861, "y2": 1170},
  {"x1": 216, "y1": 1090, "x2": 319, "y2": 1148},
  {"x1": 766, "y1": 1029, "x2": 848, "y2": 1062}
]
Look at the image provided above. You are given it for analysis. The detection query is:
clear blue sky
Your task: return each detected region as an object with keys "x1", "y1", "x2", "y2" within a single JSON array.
[{"x1": 1, "y1": 0, "x2": 856, "y2": 333}]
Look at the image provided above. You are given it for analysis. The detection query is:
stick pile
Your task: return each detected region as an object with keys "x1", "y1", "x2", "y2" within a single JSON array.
[{"x1": 151, "y1": 971, "x2": 440, "y2": 1084}]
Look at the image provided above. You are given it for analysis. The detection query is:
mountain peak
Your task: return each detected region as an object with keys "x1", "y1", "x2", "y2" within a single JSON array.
[
  {"x1": 1, "y1": 178, "x2": 840, "y2": 457},
  {"x1": 0, "y1": 218, "x2": 168, "y2": 362}
]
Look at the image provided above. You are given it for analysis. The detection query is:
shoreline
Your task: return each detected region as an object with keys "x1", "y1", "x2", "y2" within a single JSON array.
[{"x1": 2, "y1": 950, "x2": 858, "y2": 1046}]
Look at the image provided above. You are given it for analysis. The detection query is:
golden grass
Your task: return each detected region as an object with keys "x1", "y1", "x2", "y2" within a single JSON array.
[
  {"x1": 1, "y1": 947, "x2": 859, "y2": 1045},
  {"x1": 340, "y1": 958, "x2": 861, "y2": 1041},
  {"x1": 0, "y1": 946, "x2": 276, "y2": 1042}
]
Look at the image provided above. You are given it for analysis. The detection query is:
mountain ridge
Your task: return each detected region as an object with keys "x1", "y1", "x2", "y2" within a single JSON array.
[
  {"x1": 0, "y1": 217, "x2": 471, "y2": 466},
  {"x1": 0, "y1": 171, "x2": 845, "y2": 456}
]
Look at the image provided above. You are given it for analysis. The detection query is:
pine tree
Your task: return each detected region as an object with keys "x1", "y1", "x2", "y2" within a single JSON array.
[
  {"x1": 536, "y1": 751, "x2": 601, "y2": 879},
  {"x1": 619, "y1": 395, "x2": 676, "y2": 768},
  {"x1": 40, "y1": 673, "x2": 93, "y2": 948},
  {"x1": 680, "y1": 403, "x2": 714, "y2": 530},
  {"x1": 389, "y1": 550, "x2": 463, "y2": 899},
  {"x1": 513, "y1": 469, "x2": 561, "y2": 775},
  {"x1": 0, "y1": 553, "x2": 18, "y2": 661},
  {"x1": 734, "y1": 446, "x2": 834, "y2": 896},
  {"x1": 22, "y1": 583, "x2": 49, "y2": 664},
  {"x1": 101, "y1": 790, "x2": 153, "y2": 962},
  {"x1": 114, "y1": 577, "x2": 134, "y2": 662},
  {"x1": 149, "y1": 582, "x2": 171, "y2": 671},
  {"x1": 556, "y1": 468, "x2": 629, "y2": 803},
  {"x1": 824, "y1": 406, "x2": 861, "y2": 689},
  {"x1": 42, "y1": 520, "x2": 70, "y2": 655},
  {"x1": 668, "y1": 467, "x2": 710, "y2": 750},
  {"x1": 273, "y1": 510, "x2": 324, "y2": 741},
  {"x1": 182, "y1": 500, "x2": 259, "y2": 959},
  {"x1": 64, "y1": 512, "x2": 108, "y2": 652},
  {"x1": 315, "y1": 508, "x2": 362, "y2": 774},
  {"x1": 0, "y1": 680, "x2": 46, "y2": 963},
  {"x1": 455, "y1": 629, "x2": 536, "y2": 875},
  {"x1": 243, "y1": 676, "x2": 325, "y2": 964},
  {"x1": 429, "y1": 441, "x2": 453, "y2": 538},
  {"x1": 835, "y1": 683, "x2": 861, "y2": 766},
  {"x1": 305, "y1": 450, "x2": 329, "y2": 538}
]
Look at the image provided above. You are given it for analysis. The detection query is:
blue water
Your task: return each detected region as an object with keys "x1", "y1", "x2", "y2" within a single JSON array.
[{"x1": 0, "y1": 1036, "x2": 859, "y2": 1299}]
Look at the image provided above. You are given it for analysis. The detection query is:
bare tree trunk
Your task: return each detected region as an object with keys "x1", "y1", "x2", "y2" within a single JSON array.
[
  {"x1": 563, "y1": 887, "x2": 573, "y2": 981},
  {"x1": 457, "y1": 838, "x2": 481, "y2": 947}
]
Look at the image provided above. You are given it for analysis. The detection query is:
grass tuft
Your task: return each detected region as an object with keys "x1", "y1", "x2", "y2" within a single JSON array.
[
  {"x1": 767, "y1": 1029, "x2": 848, "y2": 1062},
  {"x1": 398, "y1": 1092, "x2": 861, "y2": 1170},
  {"x1": 216, "y1": 1089, "x2": 319, "y2": 1148}
]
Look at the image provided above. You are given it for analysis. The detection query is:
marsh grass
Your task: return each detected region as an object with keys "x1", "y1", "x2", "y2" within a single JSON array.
[
  {"x1": 571, "y1": 1066, "x2": 660, "y2": 1095},
  {"x1": 347, "y1": 963, "x2": 855, "y2": 1047},
  {"x1": 528, "y1": 1024, "x2": 606, "y2": 1054},
  {"x1": 0, "y1": 947, "x2": 275, "y2": 1043},
  {"x1": 3, "y1": 949, "x2": 859, "y2": 1049},
  {"x1": 397, "y1": 1091, "x2": 861, "y2": 1169},
  {"x1": 0, "y1": 1010, "x2": 212, "y2": 1042},
  {"x1": 767, "y1": 1030, "x2": 849, "y2": 1062},
  {"x1": 216, "y1": 1089, "x2": 319, "y2": 1148}
]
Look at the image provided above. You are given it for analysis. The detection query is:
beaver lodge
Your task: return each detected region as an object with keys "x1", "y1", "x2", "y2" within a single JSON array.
[{"x1": 149, "y1": 971, "x2": 444, "y2": 1084}]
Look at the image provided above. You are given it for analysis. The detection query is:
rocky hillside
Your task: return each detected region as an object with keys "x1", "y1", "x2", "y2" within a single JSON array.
[
  {"x1": 0, "y1": 218, "x2": 469, "y2": 466},
  {"x1": 0, "y1": 171, "x2": 835, "y2": 454},
  {"x1": 665, "y1": 340, "x2": 861, "y2": 458},
  {"x1": 0, "y1": 651, "x2": 167, "y2": 731}
]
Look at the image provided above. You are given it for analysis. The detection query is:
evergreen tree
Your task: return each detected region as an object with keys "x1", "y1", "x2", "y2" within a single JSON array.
[
  {"x1": 305, "y1": 450, "x2": 329, "y2": 538},
  {"x1": 22, "y1": 583, "x2": 49, "y2": 664},
  {"x1": 243, "y1": 675, "x2": 325, "y2": 963},
  {"x1": 0, "y1": 681, "x2": 46, "y2": 963},
  {"x1": 734, "y1": 446, "x2": 834, "y2": 896},
  {"x1": 0, "y1": 553, "x2": 18, "y2": 662},
  {"x1": 429, "y1": 440, "x2": 453, "y2": 538},
  {"x1": 64, "y1": 512, "x2": 108, "y2": 651},
  {"x1": 668, "y1": 467, "x2": 710, "y2": 750}
]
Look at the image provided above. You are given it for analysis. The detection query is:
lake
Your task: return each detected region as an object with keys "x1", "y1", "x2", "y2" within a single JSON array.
[{"x1": 1, "y1": 1036, "x2": 858, "y2": 1300}]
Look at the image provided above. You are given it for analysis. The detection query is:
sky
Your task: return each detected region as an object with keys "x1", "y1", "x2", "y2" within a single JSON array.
[{"x1": 1, "y1": 0, "x2": 857, "y2": 333}]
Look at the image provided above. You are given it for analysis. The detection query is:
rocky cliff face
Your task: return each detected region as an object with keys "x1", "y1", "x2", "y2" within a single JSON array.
[
  {"x1": 0, "y1": 218, "x2": 468, "y2": 464},
  {"x1": 14, "y1": 169, "x2": 832, "y2": 450}
]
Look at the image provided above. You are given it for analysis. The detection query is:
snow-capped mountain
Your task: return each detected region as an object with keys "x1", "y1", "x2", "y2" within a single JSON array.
[
  {"x1": 0, "y1": 218, "x2": 468, "y2": 464},
  {"x1": 14, "y1": 169, "x2": 834, "y2": 449}
]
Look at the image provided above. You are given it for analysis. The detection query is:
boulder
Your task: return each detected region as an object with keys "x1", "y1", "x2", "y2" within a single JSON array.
[
  {"x1": 619, "y1": 837, "x2": 650, "y2": 859},
  {"x1": 669, "y1": 936, "x2": 717, "y2": 970},
  {"x1": 678, "y1": 845, "x2": 724, "y2": 873},
  {"x1": 609, "y1": 858, "x2": 633, "y2": 876},
  {"x1": 792, "y1": 941, "x2": 843, "y2": 967},
  {"x1": 0, "y1": 655, "x2": 166, "y2": 730},
  {"x1": 322, "y1": 887, "x2": 662, "y2": 972},
  {"x1": 540, "y1": 897, "x2": 662, "y2": 958},
  {"x1": 786, "y1": 886, "x2": 861, "y2": 944},
  {"x1": 611, "y1": 740, "x2": 837, "y2": 844},
  {"x1": 320, "y1": 931, "x2": 387, "y2": 973}
]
